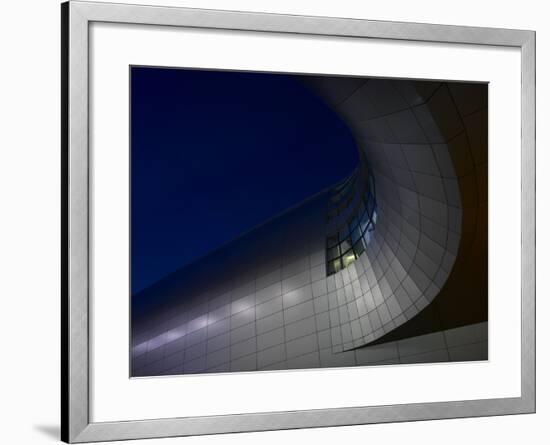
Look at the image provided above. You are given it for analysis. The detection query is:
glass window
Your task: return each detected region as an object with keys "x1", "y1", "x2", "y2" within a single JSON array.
[
  {"x1": 338, "y1": 227, "x2": 350, "y2": 242},
  {"x1": 327, "y1": 235, "x2": 338, "y2": 248},
  {"x1": 354, "y1": 239, "x2": 365, "y2": 256},
  {"x1": 363, "y1": 230, "x2": 372, "y2": 245},
  {"x1": 349, "y1": 213, "x2": 361, "y2": 231},
  {"x1": 341, "y1": 249, "x2": 357, "y2": 268},
  {"x1": 328, "y1": 258, "x2": 342, "y2": 275},
  {"x1": 340, "y1": 237, "x2": 352, "y2": 253},
  {"x1": 351, "y1": 225, "x2": 362, "y2": 244},
  {"x1": 359, "y1": 211, "x2": 370, "y2": 234},
  {"x1": 327, "y1": 245, "x2": 340, "y2": 260},
  {"x1": 363, "y1": 221, "x2": 374, "y2": 235}
]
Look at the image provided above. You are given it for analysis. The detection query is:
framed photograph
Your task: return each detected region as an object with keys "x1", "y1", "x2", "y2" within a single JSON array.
[{"x1": 62, "y1": 1, "x2": 535, "y2": 442}]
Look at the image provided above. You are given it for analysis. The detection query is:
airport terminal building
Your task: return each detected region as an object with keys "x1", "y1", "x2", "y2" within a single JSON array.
[{"x1": 131, "y1": 77, "x2": 488, "y2": 376}]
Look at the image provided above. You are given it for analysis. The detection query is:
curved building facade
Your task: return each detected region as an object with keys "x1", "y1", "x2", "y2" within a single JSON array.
[{"x1": 132, "y1": 77, "x2": 488, "y2": 376}]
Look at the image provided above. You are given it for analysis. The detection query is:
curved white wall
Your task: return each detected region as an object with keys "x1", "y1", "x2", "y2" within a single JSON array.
[{"x1": 304, "y1": 78, "x2": 485, "y2": 351}]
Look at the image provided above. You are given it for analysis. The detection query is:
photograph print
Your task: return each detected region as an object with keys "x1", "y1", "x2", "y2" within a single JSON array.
[{"x1": 130, "y1": 67, "x2": 488, "y2": 377}]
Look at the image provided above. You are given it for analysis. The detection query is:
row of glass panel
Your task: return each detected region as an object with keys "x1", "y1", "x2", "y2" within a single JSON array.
[
  {"x1": 326, "y1": 175, "x2": 377, "y2": 276},
  {"x1": 328, "y1": 181, "x2": 362, "y2": 221}
]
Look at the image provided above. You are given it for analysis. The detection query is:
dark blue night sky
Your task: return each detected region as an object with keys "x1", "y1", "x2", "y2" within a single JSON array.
[{"x1": 131, "y1": 67, "x2": 358, "y2": 295}]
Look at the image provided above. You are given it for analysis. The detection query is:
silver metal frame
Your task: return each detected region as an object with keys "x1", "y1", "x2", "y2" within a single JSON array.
[{"x1": 61, "y1": 1, "x2": 536, "y2": 442}]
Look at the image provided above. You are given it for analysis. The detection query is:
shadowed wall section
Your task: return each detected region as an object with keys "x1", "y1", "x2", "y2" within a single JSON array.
[{"x1": 131, "y1": 77, "x2": 487, "y2": 376}]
